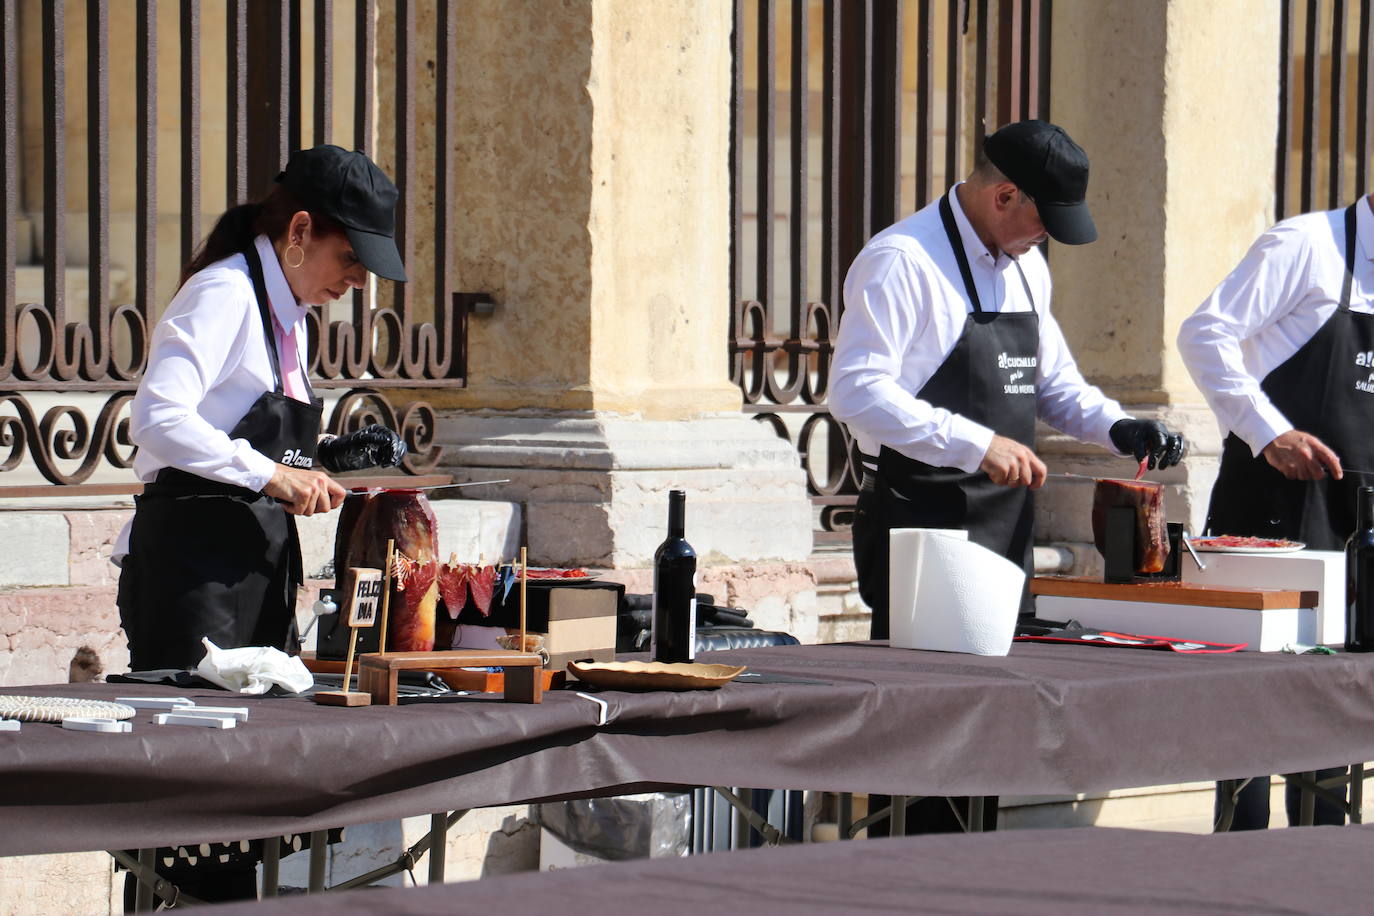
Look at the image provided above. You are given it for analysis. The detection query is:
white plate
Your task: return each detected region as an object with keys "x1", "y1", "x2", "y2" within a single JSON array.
[{"x1": 1187, "y1": 539, "x2": 1306, "y2": 554}]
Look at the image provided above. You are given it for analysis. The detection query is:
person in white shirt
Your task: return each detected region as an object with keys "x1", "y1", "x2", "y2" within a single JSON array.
[
  {"x1": 118, "y1": 146, "x2": 410, "y2": 680},
  {"x1": 833, "y1": 120, "x2": 1185, "y2": 644},
  {"x1": 1177, "y1": 198, "x2": 1373, "y2": 831},
  {"x1": 833, "y1": 121, "x2": 1186, "y2": 839}
]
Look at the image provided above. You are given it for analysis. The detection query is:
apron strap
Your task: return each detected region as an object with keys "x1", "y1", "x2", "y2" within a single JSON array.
[
  {"x1": 1340, "y1": 201, "x2": 1359, "y2": 313},
  {"x1": 243, "y1": 244, "x2": 285, "y2": 396},
  {"x1": 242, "y1": 244, "x2": 319, "y2": 403},
  {"x1": 939, "y1": 192, "x2": 1038, "y2": 315}
]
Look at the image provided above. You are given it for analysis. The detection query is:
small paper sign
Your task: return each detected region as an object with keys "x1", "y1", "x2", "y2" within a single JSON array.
[{"x1": 344, "y1": 567, "x2": 384, "y2": 628}]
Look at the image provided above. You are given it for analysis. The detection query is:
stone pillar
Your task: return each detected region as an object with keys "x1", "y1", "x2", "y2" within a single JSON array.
[
  {"x1": 434, "y1": 1, "x2": 812, "y2": 573},
  {"x1": 1035, "y1": 1, "x2": 1280, "y2": 569}
]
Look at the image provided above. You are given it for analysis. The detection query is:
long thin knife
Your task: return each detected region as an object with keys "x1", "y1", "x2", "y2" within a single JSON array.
[{"x1": 346, "y1": 479, "x2": 511, "y2": 493}]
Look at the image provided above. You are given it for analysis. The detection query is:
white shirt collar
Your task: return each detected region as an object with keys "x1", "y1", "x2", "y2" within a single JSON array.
[
  {"x1": 1360, "y1": 196, "x2": 1374, "y2": 262},
  {"x1": 947, "y1": 181, "x2": 1004, "y2": 266},
  {"x1": 253, "y1": 234, "x2": 306, "y2": 328}
]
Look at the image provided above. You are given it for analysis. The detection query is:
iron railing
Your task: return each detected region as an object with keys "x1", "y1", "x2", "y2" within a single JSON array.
[
  {"x1": 0, "y1": 0, "x2": 472, "y2": 488},
  {"x1": 1277, "y1": 0, "x2": 1374, "y2": 218},
  {"x1": 730, "y1": 0, "x2": 1051, "y2": 542}
]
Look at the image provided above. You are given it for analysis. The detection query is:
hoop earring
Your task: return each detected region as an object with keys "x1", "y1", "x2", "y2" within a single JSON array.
[{"x1": 284, "y1": 243, "x2": 305, "y2": 269}]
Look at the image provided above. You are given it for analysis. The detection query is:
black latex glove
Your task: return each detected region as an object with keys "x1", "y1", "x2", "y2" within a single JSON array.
[
  {"x1": 317, "y1": 424, "x2": 407, "y2": 473},
  {"x1": 1109, "y1": 418, "x2": 1185, "y2": 471}
]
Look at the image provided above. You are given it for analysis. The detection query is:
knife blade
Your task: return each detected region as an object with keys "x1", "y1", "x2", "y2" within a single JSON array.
[{"x1": 346, "y1": 478, "x2": 511, "y2": 493}]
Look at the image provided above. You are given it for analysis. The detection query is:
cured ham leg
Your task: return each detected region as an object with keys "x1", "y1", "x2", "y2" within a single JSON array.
[
  {"x1": 1092, "y1": 478, "x2": 1169, "y2": 574},
  {"x1": 334, "y1": 489, "x2": 439, "y2": 651}
]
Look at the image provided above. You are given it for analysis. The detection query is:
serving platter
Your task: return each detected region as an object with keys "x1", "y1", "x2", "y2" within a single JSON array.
[
  {"x1": 1188, "y1": 537, "x2": 1306, "y2": 554},
  {"x1": 567, "y1": 660, "x2": 747, "y2": 691}
]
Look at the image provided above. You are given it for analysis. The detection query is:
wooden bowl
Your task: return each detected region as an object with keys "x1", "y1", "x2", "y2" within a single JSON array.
[{"x1": 566, "y1": 660, "x2": 746, "y2": 691}]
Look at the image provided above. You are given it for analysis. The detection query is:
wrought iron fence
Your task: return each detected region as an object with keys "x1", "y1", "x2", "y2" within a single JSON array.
[
  {"x1": 1276, "y1": 0, "x2": 1374, "y2": 219},
  {"x1": 0, "y1": 0, "x2": 471, "y2": 489},
  {"x1": 729, "y1": 0, "x2": 1051, "y2": 543}
]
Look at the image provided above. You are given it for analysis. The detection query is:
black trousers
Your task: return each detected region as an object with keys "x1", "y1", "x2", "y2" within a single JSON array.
[{"x1": 1215, "y1": 768, "x2": 1347, "y2": 830}]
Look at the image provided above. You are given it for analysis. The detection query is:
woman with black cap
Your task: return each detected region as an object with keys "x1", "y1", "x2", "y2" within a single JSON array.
[
  {"x1": 113, "y1": 146, "x2": 410, "y2": 904},
  {"x1": 117, "y1": 145, "x2": 410, "y2": 673}
]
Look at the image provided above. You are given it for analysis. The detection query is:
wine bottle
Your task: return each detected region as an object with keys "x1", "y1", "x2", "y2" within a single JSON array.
[
  {"x1": 1346, "y1": 486, "x2": 1374, "y2": 652},
  {"x1": 651, "y1": 490, "x2": 698, "y2": 663}
]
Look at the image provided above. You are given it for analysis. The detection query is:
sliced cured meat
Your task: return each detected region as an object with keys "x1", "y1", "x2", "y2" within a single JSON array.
[
  {"x1": 524, "y1": 567, "x2": 590, "y2": 579},
  {"x1": 1190, "y1": 535, "x2": 1302, "y2": 550},
  {"x1": 468, "y1": 564, "x2": 498, "y2": 616},
  {"x1": 438, "y1": 561, "x2": 470, "y2": 619},
  {"x1": 1092, "y1": 478, "x2": 1169, "y2": 574},
  {"x1": 391, "y1": 552, "x2": 418, "y2": 590}
]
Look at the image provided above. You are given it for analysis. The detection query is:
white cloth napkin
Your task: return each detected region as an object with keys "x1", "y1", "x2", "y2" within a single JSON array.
[{"x1": 194, "y1": 638, "x2": 314, "y2": 695}]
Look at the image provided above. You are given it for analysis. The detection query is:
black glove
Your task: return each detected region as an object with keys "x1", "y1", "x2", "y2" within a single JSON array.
[
  {"x1": 1109, "y1": 418, "x2": 1185, "y2": 471},
  {"x1": 317, "y1": 424, "x2": 407, "y2": 473}
]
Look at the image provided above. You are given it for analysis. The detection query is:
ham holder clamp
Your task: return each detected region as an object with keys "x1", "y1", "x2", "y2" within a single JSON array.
[{"x1": 1051, "y1": 473, "x2": 1182, "y2": 585}]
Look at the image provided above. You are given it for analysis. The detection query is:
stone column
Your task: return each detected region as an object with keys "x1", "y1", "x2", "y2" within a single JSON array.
[
  {"x1": 434, "y1": 1, "x2": 812, "y2": 578},
  {"x1": 1035, "y1": 1, "x2": 1280, "y2": 570}
]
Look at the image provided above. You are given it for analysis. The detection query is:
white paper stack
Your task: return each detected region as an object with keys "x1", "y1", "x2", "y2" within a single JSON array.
[{"x1": 889, "y1": 528, "x2": 1024, "y2": 656}]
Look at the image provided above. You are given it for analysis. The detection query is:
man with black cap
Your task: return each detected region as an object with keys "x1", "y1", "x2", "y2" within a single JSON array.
[
  {"x1": 831, "y1": 120, "x2": 1185, "y2": 834},
  {"x1": 1178, "y1": 186, "x2": 1374, "y2": 831}
]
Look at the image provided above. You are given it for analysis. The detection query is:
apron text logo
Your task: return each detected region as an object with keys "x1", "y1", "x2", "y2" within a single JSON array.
[
  {"x1": 999, "y1": 354, "x2": 1036, "y2": 395},
  {"x1": 281, "y1": 448, "x2": 314, "y2": 468},
  {"x1": 997, "y1": 352, "x2": 1037, "y2": 370}
]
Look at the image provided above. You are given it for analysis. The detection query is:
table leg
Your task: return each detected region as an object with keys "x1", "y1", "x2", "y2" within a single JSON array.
[
  {"x1": 732, "y1": 788, "x2": 754, "y2": 848},
  {"x1": 968, "y1": 796, "x2": 986, "y2": 833},
  {"x1": 308, "y1": 830, "x2": 327, "y2": 892},
  {"x1": 1299, "y1": 771, "x2": 1316, "y2": 826},
  {"x1": 1352, "y1": 763, "x2": 1364, "y2": 825},
  {"x1": 429, "y1": 812, "x2": 448, "y2": 884},
  {"x1": 837, "y1": 793, "x2": 853, "y2": 841},
  {"x1": 890, "y1": 795, "x2": 907, "y2": 835},
  {"x1": 261, "y1": 836, "x2": 281, "y2": 898},
  {"x1": 1214, "y1": 778, "x2": 1244, "y2": 832},
  {"x1": 133, "y1": 848, "x2": 155, "y2": 912},
  {"x1": 504, "y1": 666, "x2": 543, "y2": 704}
]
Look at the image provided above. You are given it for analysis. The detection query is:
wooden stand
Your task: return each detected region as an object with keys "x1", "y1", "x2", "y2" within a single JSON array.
[
  {"x1": 314, "y1": 567, "x2": 383, "y2": 708},
  {"x1": 358, "y1": 650, "x2": 545, "y2": 706}
]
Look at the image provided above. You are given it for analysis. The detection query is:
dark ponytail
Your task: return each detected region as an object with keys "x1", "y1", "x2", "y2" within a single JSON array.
[
  {"x1": 179, "y1": 185, "x2": 346, "y2": 288},
  {"x1": 179, "y1": 203, "x2": 263, "y2": 286}
]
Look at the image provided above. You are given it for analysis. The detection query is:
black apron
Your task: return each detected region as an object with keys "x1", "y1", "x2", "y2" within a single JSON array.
[
  {"x1": 1206, "y1": 202, "x2": 1374, "y2": 550},
  {"x1": 853, "y1": 193, "x2": 1041, "y2": 639},
  {"x1": 118, "y1": 244, "x2": 324, "y2": 670}
]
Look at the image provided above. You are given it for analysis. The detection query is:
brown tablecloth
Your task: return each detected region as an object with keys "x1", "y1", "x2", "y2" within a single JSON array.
[
  {"x1": 209, "y1": 824, "x2": 1374, "y2": 915},
  {"x1": 4, "y1": 641, "x2": 1374, "y2": 855}
]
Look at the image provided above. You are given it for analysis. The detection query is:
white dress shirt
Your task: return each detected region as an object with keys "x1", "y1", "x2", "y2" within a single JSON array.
[
  {"x1": 114, "y1": 236, "x2": 308, "y2": 566},
  {"x1": 830, "y1": 184, "x2": 1129, "y2": 473},
  {"x1": 1178, "y1": 197, "x2": 1374, "y2": 457},
  {"x1": 130, "y1": 234, "x2": 309, "y2": 489}
]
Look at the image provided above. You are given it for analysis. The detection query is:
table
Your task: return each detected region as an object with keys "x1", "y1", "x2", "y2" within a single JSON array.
[
  {"x1": 4, "y1": 641, "x2": 1374, "y2": 858},
  {"x1": 205, "y1": 824, "x2": 1374, "y2": 915}
]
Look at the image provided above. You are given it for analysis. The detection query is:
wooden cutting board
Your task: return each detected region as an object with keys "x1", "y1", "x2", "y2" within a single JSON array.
[{"x1": 1031, "y1": 576, "x2": 1318, "y2": 610}]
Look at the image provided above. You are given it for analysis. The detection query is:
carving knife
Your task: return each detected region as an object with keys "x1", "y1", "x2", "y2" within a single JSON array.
[{"x1": 345, "y1": 479, "x2": 511, "y2": 493}]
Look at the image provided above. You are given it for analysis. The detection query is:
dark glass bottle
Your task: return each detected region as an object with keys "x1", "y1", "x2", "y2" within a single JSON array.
[
  {"x1": 1346, "y1": 486, "x2": 1374, "y2": 652},
  {"x1": 651, "y1": 490, "x2": 698, "y2": 663}
]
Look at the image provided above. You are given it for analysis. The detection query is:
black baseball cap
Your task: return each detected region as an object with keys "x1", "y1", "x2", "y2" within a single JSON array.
[
  {"x1": 983, "y1": 120, "x2": 1097, "y2": 245},
  {"x1": 276, "y1": 145, "x2": 408, "y2": 281}
]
